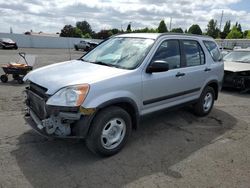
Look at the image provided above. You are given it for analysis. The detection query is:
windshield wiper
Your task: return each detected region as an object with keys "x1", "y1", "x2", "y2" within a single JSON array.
[
  {"x1": 80, "y1": 59, "x2": 127, "y2": 69},
  {"x1": 91, "y1": 61, "x2": 111, "y2": 66},
  {"x1": 91, "y1": 61, "x2": 123, "y2": 68}
]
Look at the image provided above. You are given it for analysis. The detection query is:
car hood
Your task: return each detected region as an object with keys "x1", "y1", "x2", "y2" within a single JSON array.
[
  {"x1": 24, "y1": 60, "x2": 130, "y2": 94},
  {"x1": 224, "y1": 61, "x2": 250, "y2": 72}
]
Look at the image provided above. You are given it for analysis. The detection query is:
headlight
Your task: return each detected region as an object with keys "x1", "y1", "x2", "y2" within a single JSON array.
[{"x1": 46, "y1": 84, "x2": 89, "y2": 107}]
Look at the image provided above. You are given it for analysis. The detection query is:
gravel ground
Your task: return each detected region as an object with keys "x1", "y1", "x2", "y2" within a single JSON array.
[{"x1": 0, "y1": 48, "x2": 249, "y2": 188}]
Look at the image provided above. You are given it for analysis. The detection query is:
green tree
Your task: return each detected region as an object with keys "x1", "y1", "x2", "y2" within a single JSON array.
[
  {"x1": 220, "y1": 21, "x2": 231, "y2": 39},
  {"x1": 84, "y1": 33, "x2": 92, "y2": 38},
  {"x1": 76, "y1": 21, "x2": 93, "y2": 35},
  {"x1": 206, "y1": 19, "x2": 220, "y2": 38},
  {"x1": 243, "y1": 30, "x2": 248, "y2": 38},
  {"x1": 226, "y1": 26, "x2": 243, "y2": 39},
  {"x1": 246, "y1": 31, "x2": 250, "y2": 39},
  {"x1": 72, "y1": 27, "x2": 82, "y2": 38},
  {"x1": 237, "y1": 23, "x2": 242, "y2": 33},
  {"x1": 188, "y1": 24, "x2": 202, "y2": 35},
  {"x1": 133, "y1": 27, "x2": 157, "y2": 33},
  {"x1": 126, "y1": 23, "x2": 132, "y2": 32},
  {"x1": 171, "y1": 28, "x2": 183, "y2": 33},
  {"x1": 60, "y1": 25, "x2": 74, "y2": 37},
  {"x1": 96, "y1": 30, "x2": 113, "y2": 39},
  {"x1": 158, "y1": 20, "x2": 168, "y2": 33},
  {"x1": 111, "y1": 28, "x2": 120, "y2": 35}
]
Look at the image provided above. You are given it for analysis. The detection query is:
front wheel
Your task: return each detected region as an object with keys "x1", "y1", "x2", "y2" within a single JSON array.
[
  {"x1": 193, "y1": 86, "x2": 215, "y2": 116},
  {"x1": 86, "y1": 106, "x2": 132, "y2": 156}
]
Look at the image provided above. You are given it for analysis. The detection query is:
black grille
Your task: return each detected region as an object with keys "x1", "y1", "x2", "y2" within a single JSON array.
[
  {"x1": 27, "y1": 82, "x2": 48, "y2": 120},
  {"x1": 30, "y1": 82, "x2": 48, "y2": 98}
]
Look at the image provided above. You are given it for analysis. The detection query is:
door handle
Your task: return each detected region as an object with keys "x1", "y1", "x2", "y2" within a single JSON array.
[
  {"x1": 176, "y1": 72, "x2": 185, "y2": 77},
  {"x1": 204, "y1": 67, "x2": 211, "y2": 72}
]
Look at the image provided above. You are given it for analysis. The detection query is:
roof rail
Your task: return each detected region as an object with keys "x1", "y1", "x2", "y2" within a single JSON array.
[{"x1": 158, "y1": 32, "x2": 213, "y2": 39}]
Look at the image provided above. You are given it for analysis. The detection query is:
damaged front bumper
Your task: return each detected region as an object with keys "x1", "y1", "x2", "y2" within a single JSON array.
[
  {"x1": 24, "y1": 86, "x2": 95, "y2": 139},
  {"x1": 223, "y1": 71, "x2": 250, "y2": 90}
]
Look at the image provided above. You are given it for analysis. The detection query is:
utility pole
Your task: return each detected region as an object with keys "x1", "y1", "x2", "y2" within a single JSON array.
[
  {"x1": 169, "y1": 17, "x2": 172, "y2": 31},
  {"x1": 219, "y1": 10, "x2": 224, "y2": 31}
]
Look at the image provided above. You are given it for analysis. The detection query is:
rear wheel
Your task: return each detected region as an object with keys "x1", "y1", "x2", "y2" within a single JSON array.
[
  {"x1": 193, "y1": 86, "x2": 215, "y2": 116},
  {"x1": 0, "y1": 75, "x2": 8, "y2": 83},
  {"x1": 86, "y1": 106, "x2": 132, "y2": 156}
]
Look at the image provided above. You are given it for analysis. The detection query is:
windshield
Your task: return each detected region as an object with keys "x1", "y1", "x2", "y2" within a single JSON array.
[
  {"x1": 81, "y1": 37, "x2": 155, "y2": 69},
  {"x1": 223, "y1": 51, "x2": 250, "y2": 63}
]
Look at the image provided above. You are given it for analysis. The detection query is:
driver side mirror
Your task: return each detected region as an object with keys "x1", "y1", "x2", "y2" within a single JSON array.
[{"x1": 146, "y1": 60, "x2": 169, "y2": 73}]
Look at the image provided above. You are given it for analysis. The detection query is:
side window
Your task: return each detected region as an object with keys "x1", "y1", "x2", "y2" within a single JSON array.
[
  {"x1": 183, "y1": 40, "x2": 205, "y2": 67},
  {"x1": 151, "y1": 40, "x2": 181, "y2": 70},
  {"x1": 203, "y1": 41, "x2": 221, "y2": 62}
]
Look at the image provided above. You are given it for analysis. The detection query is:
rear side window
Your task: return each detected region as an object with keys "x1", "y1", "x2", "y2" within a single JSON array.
[
  {"x1": 203, "y1": 41, "x2": 221, "y2": 62},
  {"x1": 183, "y1": 40, "x2": 205, "y2": 67}
]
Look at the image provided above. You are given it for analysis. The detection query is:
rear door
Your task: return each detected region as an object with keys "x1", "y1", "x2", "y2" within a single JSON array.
[{"x1": 178, "y1": 39, "x2": 209, "y2": 97}]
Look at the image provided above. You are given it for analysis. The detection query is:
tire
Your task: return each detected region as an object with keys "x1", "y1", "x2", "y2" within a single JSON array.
[
  {"x1": 74, "y1": 46, "x2": 79, "y2": 51},
  {"x1": 0, "y1": 75, "x2": 8, "y2": 83},
  {"x1": 86, "y1": 106, "x2": 132, "y2": 156},
  {"x1": 85, "y1": 46, "x2": 90, "y2": 52},
  {"x1": 17, "y1": 78, "x2": 24, "y2": 84},
  {"x1": 193, "y1": 86, "x2": 215, "y2": 116}
]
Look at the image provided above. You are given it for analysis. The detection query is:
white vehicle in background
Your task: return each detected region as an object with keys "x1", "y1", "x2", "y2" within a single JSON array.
[
  {"x1": 74, "y1": 40, "x2": 98, "y2": 51},
  {"x1": 223, "y1": 49, "x2": 250, "y2": 92},
  {"x1": 233, "y1": 46, "x2": 242, "y2": 50}
]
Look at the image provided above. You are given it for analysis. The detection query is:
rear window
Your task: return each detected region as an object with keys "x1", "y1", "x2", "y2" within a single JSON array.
[
  {"x1": 183, "y1": 40, "x2": 205, "y2": 67},
  {"x1": 203, "y1": 41, "x2": 221, "y2": 62}
]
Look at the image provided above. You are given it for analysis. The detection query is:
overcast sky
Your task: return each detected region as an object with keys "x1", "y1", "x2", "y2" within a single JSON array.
[{"x1": 0, "y1": 0, "x2": 250, "y2": 34}]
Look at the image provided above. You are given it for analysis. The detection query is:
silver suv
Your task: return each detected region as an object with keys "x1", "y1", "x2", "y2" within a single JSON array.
[{"x1": 24, "y1": 33, "x2": 224, "y2": 156}]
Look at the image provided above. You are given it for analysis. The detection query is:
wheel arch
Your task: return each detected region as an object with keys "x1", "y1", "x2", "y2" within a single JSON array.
[
  {"x1": 204, "y1": 80, "x2": 219, "y2": 100},
  {"x1": 97, "y1": 97, "x2": 140, "y2": 130}
]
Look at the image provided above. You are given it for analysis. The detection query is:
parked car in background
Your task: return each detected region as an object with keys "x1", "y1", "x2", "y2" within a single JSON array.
[
  {"x1": 223, "y1": 49, "x2": 250, "y2": 92},
  {"x1": 88, "y1": 41, "x2": 99, "y2": 50},
  {"x1": 0, "y1": 38, "x2": 18, "y2": 49},
  {"x1": 24, "y1": 33, "x2": 223, "y2": 156},
  {"x1": 221, "y1": 49, "x2": 232, "y2": 57},
  {"x1": 74, "y1": 40, "x2": 98, "y2": 51},
  {"x1": 233, "y1": 46, "x2": 242, "y2": 50}
]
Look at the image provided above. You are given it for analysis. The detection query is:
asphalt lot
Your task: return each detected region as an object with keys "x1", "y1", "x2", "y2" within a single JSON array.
[{"x1": 0, "y1": 48, "x2": 250, "y2": 188}]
